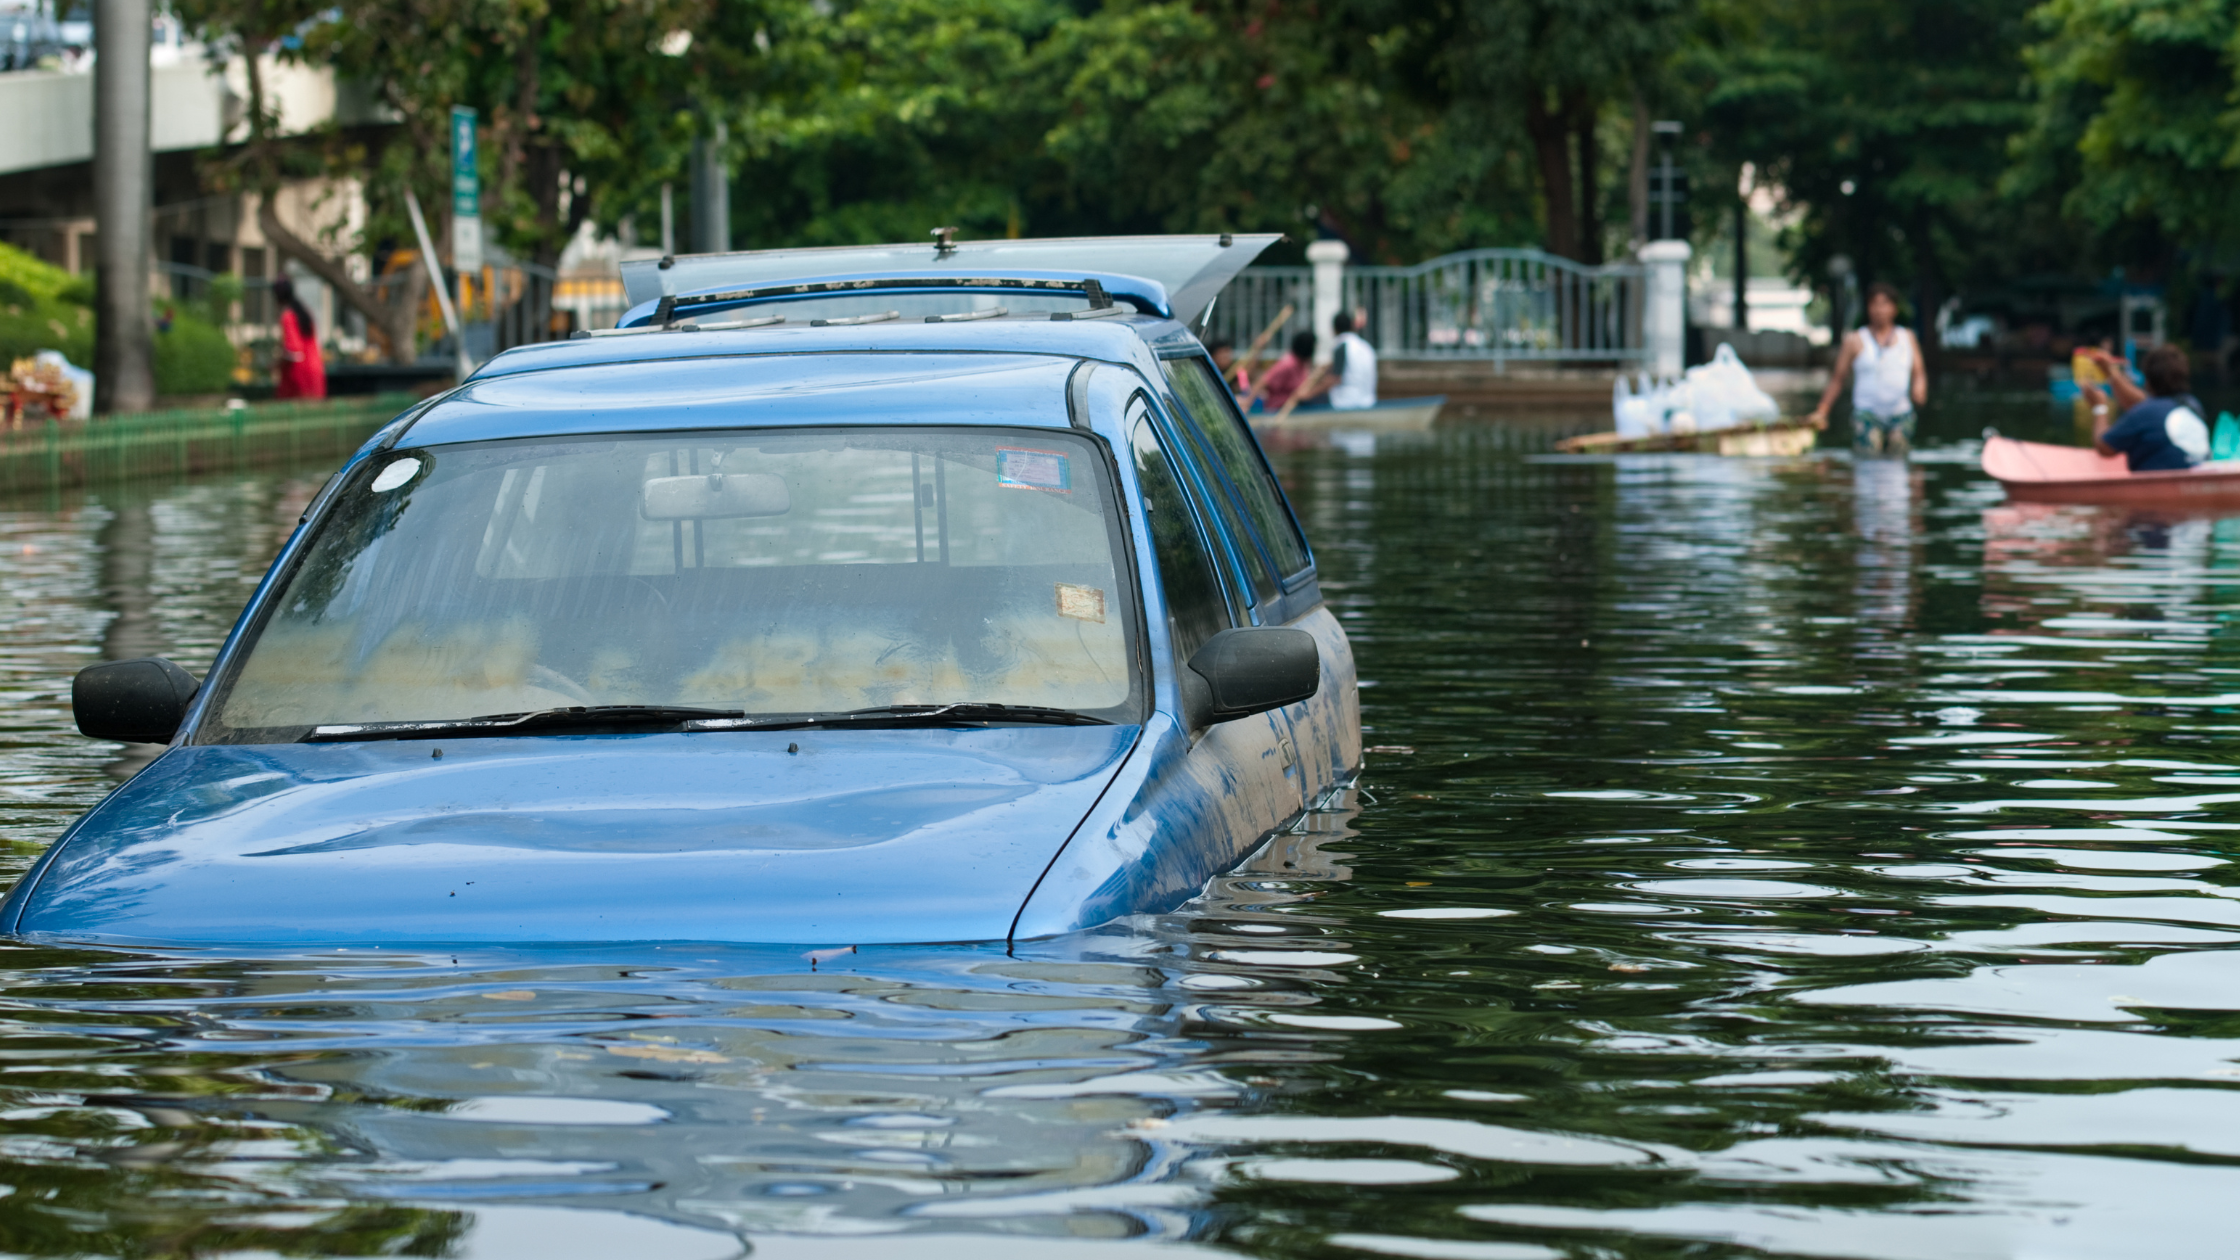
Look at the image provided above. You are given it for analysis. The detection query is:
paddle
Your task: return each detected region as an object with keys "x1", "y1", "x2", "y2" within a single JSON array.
[{"x1": 1235, "y1": 303, "x2": 1296, "y2": 409}]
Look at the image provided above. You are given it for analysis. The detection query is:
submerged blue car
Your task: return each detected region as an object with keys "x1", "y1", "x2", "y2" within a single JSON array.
[{"x1": 3, "y1": 235, "x2": 1360, "y2": 947}]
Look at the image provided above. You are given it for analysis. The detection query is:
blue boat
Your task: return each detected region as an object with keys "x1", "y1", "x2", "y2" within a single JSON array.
[{"x1": 6, "y1": 236, "x2": 1362, "y2": 947}]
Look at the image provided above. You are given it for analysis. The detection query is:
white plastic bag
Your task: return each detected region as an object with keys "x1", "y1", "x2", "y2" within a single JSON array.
[
  {"x1": 1614, "y1": 375, "x2": 1657, "y2": 438},
  {"x1": 35, "y1": 351, "x2": 93, "y2": 420},
  {"x1": 1682, "y1": 344, "x2": 1779, "y2": 432}
]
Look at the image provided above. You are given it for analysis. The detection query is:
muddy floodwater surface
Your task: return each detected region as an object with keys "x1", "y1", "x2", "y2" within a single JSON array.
[{"x1": 3, "y1": 400, "x2": 2240, "y2": 1258}]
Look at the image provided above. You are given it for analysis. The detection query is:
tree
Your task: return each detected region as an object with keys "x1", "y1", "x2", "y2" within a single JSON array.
[
  {"x1": 1685, "y1": 0, "x2": 2048, "y2": 329},
  {"x1": 1388, "y1": 0, "x2": 1690, "y2": 262},
  {"x1": 2010, "y1": 0, "x2": 2239, "y2": 264}
]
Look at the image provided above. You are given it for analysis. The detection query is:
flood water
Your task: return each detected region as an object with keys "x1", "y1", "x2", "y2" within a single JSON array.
[{"x1": 4, "y1": 398, "x2": 2240, "y2": 1257}]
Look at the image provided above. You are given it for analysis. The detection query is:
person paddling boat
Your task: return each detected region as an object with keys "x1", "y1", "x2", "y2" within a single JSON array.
[{"x1": 2082, "y1": 343, "x2": 2208, "y2": 471}]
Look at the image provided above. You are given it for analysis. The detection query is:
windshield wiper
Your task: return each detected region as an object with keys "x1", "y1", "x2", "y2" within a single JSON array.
[
  {"x1": 305, "y1": 705, "x2": 747, "y2": 743},
  {"x1": 704, "y1": 702, "x2": 1113, "y2": 731}
]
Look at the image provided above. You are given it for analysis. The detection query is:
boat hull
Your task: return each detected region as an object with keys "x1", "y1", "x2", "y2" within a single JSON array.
[
  {"x1": 1252, "y1": 396, "x2": 1445, "y2": 434},
  {"x1": 1983, "y1": 436, "x2": 2240, "y2": 509}
]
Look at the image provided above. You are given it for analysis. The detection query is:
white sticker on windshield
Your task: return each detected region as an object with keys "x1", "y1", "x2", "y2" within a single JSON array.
[
  {"x1": 1056, "y1": 583, "x2": 1105, "y2": 623},
  {"x1": 370, "y1": 457, "x2": 422, "y2": 493},
  {"x1": 997, "y1": 447, "x2": 1070, "y2": 493}
]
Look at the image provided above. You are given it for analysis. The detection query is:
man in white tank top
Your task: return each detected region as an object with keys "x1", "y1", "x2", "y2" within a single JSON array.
[{"x1": 1807, "y1": 283, "x2": 1929, "y2": 455}]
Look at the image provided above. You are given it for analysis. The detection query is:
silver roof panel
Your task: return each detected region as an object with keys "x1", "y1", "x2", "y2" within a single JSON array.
[{"x1": 621, "y1": 234, "x2": 1281, "y2": 327}]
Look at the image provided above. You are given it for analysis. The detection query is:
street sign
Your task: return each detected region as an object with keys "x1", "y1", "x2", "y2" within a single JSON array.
[{"x1": 450, "y1": 105, "x2": 482, "y2": 272}]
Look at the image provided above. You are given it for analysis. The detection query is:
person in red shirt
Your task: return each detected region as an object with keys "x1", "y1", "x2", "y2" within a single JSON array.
[
  {"x1": 271, "y1": 277, "x2": 327, "y2": 401},
  {"x1": 1256, "y1": 331, "x2": 1323, "y2": 412}
]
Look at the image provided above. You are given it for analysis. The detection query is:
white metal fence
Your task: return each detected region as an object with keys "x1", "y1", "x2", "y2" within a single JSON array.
[{"x1": 1208, "y1": 248, "x2": 1648, "y2": 367}]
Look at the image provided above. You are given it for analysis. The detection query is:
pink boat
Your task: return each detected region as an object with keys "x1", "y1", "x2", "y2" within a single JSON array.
[{"x1": 1982, "y1": 436, "x2": 2240, "y2": 509}]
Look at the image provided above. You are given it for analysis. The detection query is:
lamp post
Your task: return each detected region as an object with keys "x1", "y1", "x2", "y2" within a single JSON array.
[
  {"x1": 93, "y1": 0, "x2": 154, "y2": 414},
  {"x1": 690, "y1": 119, "x2": 730, "y2": 255}
]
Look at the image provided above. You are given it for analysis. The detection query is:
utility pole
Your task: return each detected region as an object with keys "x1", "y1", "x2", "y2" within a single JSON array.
[
  {"x1": 1733, "y1": 200, "x2": 1749, "y2": 333},
  {"x1": 93, "y1": 0, "x2": 154, "y2": 414},
  {"x1": 449, "y1": 106, "x2": 481, "y2": 382},
  {"x1": 690, "y1": 118, "x2": 729, "y2": 255},
  {"x1": 659, "y1": 182, "x2": 675, "y2": 256}
]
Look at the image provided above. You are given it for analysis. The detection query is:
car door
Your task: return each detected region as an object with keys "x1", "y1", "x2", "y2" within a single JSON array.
[
  {"x1": 1128, "y1": 398, "x2": 1305, "y2": 870},
  {"x1": 1156, "y1": 354, "x2": 1358, "y2": 801}
]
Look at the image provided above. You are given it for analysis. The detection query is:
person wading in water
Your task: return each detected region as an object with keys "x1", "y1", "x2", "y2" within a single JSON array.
[{"x1": 1808, "y1": 282, "x2": 1928, "y2": 455}]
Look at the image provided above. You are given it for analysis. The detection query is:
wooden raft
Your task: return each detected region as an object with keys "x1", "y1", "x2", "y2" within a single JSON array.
[{"x1": 1554, "y1": 417, "x2": 1822, "y2": 457}]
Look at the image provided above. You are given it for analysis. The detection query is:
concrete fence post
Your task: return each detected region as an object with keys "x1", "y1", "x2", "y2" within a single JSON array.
[
  {"x1": 1639, "y1": 239, "x2": 1691, "y2": 377},
  {"x1": 1306, "y1": 239, "x2": 1348, "y2": 365}
]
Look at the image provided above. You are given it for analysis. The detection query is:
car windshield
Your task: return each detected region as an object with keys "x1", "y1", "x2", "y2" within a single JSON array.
[{"x1": 201, "y1": 427, "x2": 1142, "y2": 742}]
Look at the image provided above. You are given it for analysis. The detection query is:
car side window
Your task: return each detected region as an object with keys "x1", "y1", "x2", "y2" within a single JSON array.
[
  {"x1": 1160, "y1": 355, "x2": 1314, "y2": 578},
  {"x1": 1130, "y1": 407, "x2": 1232, "y2": 662},
  {"x1": 1148, "y1": 395, "x2": 1281, "y2": 609}
]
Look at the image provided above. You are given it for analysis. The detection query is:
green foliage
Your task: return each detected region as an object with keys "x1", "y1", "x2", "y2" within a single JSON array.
[
  {"x1": 154, "y1": 311, "x2": 238, "y2": 396},
  {"x1": 2011, "y1": 0, "x2": 2240, "y2": 261},
  {"x1": 0, "y1": 242, "x2": 234, "y2": 397},
  {"x1": 1687, "y1": 0, "x2": 2047, "y2": 302},
  {"x1": 0, "y1": 242, "x2": 94, "y2": 369},
  {"x1": 169, "y1": 0, "x2": 2240, "y2": 322}
]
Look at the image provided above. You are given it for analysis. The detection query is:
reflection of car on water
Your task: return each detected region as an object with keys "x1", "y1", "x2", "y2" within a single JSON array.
[{"x1": 4, "y1": 234, "x2": 1362, "y2": 947}]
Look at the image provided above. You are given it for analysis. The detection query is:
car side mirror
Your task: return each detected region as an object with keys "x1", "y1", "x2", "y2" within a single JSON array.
[
  {"x1": 1187, "y1": 627, "x2": 1319, "y2": 722},
  {"x1": 73, "y1": 657, "x2": 200, "y2": 745}
]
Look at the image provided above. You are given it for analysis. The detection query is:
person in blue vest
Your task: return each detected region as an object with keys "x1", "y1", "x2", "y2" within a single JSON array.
[{"x1": 2083, "y1": 343, "x2": 2208, "y2": 470}]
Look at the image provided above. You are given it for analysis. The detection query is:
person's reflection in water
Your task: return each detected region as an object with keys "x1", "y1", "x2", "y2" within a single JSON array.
[{"x1": 1849, "y1": 456, "x2": 1922, "y2": 661}]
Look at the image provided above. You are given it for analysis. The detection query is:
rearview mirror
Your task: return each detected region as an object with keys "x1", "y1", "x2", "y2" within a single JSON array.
[
  {"x1": 73, "y1": 657, "x2": 200, "y2": 745},
  {"x1": 1187, "y1": 627, "x2": 1319, "y2": 722},
  {"x1": 642, "y1": 472, "x2": 789, "y2": 520}
]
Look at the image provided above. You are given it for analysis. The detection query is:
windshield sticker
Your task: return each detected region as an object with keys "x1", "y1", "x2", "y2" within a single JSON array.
[
  {"x1": 997, "y1": 447, "x2": 1071, "y2": 493},
  {"x1": 1056, "y1": 583, "x2": 1106, "y2": 623},
  {"x1": 370, "y1": 457, "x2": 422, "y2": 493}
]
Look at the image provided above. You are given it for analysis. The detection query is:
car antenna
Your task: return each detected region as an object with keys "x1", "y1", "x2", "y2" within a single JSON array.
[{"x1": 931, "y1": 226, "x2": 958, "y2": 256}]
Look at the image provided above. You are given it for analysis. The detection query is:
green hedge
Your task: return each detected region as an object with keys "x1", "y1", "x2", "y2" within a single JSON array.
[{"x1": 0, "y1": 243, "x2": 239, "y2": 397}]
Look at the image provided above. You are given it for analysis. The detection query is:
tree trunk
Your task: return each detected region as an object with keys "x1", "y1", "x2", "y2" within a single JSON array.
[
  {"x1": 1525, "y1": 89, "x2": 1578, "y2": 261},
  {"x1": 1573, "y1": 91, "x2": 1601, "y2": 265},
  {"x1": 1914, "y1": 210, "x2": 1941, "y2": 374},
  {"x1": 258, "y1": 199, "x2": 427, "y2": 364},
  {"x1": 1628, "y1": 93, "x2": 1650, "y2": 249},
  {"x1": 496, "y1": 16, "x2": 543, "y2": 240},
  {"x1": 242, "y1": 41, "x2": 426, "y2": 363}
]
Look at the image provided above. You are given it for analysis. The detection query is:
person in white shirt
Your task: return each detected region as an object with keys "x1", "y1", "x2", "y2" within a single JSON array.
[
  {"x1": 1327, "y1": 308, "x2": 1378, "y2": 410},
  {"x1": 1806, "y1": 283, "x2": 1928, "y2": 454}
]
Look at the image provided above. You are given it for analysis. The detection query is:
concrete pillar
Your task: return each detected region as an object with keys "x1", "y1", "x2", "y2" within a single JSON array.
[
  {"x1": 1640, "y1": 239, "x2": 1691, "y2": 377},
  {"x1": 93, "y1": 0, "x2": 154, "y2": 413},
  {"x1": 689, "y1": 120, "x2": 729, "y2": 255},
  {"x1": 1306, "y1": 239, "x2": 1347, "y2": 365}
]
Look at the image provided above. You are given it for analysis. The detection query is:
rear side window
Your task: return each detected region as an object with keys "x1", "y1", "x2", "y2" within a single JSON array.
[
  {"x1": 1161, "y1": 356, "x2": 1314, "y2": 578},
  {"x1": 1130, "y1": 409, "x2": 1231, "y2": 662}
]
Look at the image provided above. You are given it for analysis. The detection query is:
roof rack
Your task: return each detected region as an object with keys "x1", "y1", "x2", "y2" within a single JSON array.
[
  {"x1": 648, "y1": 275, "x2": 1134, "y2": 328},
  {"x1": 621, "y1": 234, "x2": 1281, "y2": 327}
]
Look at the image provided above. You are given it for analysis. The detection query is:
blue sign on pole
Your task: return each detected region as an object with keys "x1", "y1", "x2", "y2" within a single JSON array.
[
  {"x1": 450, "y1": 106, "x2": 479, "y2": 218},
  {"x1": 449, "y1": 105, "x2": 482, "y2": 274}
]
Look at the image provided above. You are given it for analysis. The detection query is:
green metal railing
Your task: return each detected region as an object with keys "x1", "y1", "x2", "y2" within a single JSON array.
[{"x1": 0, "y1": 395, "x2": 411, "y2": 493}]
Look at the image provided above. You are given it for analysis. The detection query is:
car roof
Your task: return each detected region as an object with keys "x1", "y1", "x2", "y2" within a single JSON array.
[
  {"x1": 405, "y1": 337, "x2": 1163, "y2": 448},
  {"x1": 416, "y1": 235, "x2": 1258, "y2": 447}
]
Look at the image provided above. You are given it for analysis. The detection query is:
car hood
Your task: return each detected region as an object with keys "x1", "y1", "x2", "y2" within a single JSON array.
[{"x1": 8, "y1": 726, "x2": 1139, "y2": 946}]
